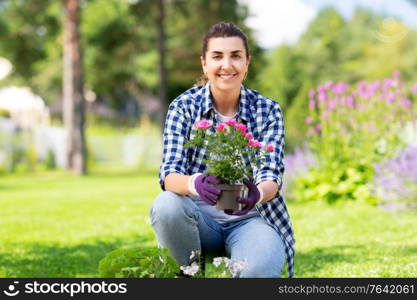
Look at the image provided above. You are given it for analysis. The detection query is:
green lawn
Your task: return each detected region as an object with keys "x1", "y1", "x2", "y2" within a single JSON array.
[{"x1": 1, "y1": 168, "x2": 416, "y2": 277}]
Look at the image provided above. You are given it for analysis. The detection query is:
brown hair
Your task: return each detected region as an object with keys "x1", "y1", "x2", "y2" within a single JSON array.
[{"x1": 196, "y1": 22, "x2": 250, "y2": 87}]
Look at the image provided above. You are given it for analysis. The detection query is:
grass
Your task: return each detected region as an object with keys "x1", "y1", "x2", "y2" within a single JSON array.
[{"x1": 0, "y1": 167, "x2": 416, "y2": 278}]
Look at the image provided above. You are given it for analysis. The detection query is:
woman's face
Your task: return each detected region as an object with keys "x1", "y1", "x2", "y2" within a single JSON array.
[{"x1": 201, "y1": 37, "x2": 250, "y2": 93}]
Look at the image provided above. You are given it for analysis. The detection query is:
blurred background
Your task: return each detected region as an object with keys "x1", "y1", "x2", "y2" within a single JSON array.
[{"x1": 1, "y1": 0, "x2": 417, "y2": 277}]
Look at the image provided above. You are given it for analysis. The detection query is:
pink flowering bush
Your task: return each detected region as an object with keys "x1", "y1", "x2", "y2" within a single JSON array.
[
  {"x1": 185, "y1": 119, "x2": 274, "y2": 184},
  {"x1": 293, "y1": 71, "x2": 417, "y2": 204}
]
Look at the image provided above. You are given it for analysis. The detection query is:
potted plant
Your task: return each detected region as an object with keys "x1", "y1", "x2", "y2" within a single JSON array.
[{"x1": 185, "y1": 118, "x2": 274, "y2": 210}]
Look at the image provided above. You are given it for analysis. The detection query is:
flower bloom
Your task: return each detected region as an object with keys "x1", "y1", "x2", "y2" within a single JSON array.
[
  {"x1": 412, "y1": 83, "x2": 417, "y2": 94},
  {"x1": 235, "y1": 123, "x2": 247, "y2": 133},
  {"x1": 180, "y1": 262, "x2": 200, "y2": 276},
  {"x1": 345, "y1": 96, "x2": 354, "y2": 107},
  {"x1": 324, "y1": 81, "x2": 333, "y2": 89},
  {"x1": 308, "y1": 89, "x2": 315, "y2": 99},
  {"x1": 213, "y1": 257, "x2": 224, "y2": 267},
  {"x1": 194, "y1": 119, "x2": 213, "y2": 130},
  {"x1": 215, "y1": 123, "x2": 226, "y2": 131},
  {"x1": 400, "y1": 97, "x2": 412, "y2": 108},
  {"x1": 245, "y1": 133, "x2": 253, "y2": 140},
  {"x1": 318, "y1": 92, "x2": 327, "y2": 102},
  {"x1": 248, "y1": 139, "x2": 261, "y2": 148},
  {"x1": 332, "y1": 82, "x2": 348, "y2": 95},
  {"x1": 309, "y1": 100, "x2": 315, "y2": 109},
  {"x1": 305, "y1": 116, "x2": 313, "y2": 124},
  {"x1": 266, "y1": 144, "x2": 274, "y2": 152},
  {"x1": 225, "y1": 118, "x2": 237, "y2": 126}
]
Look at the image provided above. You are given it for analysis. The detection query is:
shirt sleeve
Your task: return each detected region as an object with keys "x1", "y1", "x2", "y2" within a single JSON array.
[
  {"x1": 158, "y1": 100, "x2": 191, "y2": 190},
  {"x1": 254, "y1": 101, "x2": 285, "y2": 191}
]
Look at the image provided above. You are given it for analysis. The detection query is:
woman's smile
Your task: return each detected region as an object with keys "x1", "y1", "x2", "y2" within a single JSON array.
[{"x1": 218, "y1": 73, "x2": 237, "y2": 80}]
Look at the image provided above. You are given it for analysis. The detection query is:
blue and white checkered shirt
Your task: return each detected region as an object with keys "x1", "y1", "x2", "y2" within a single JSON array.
[{"x1": 159, "y1": 82, "x2": 295, "y2": 277}]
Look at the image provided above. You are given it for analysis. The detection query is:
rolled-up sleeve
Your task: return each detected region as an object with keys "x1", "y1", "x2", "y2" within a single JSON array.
[
  {"x1": 254, "y1": 102, "x2": 285, "y2": 190},
  {"x1": 158, "y1": 100, "x2": 190, "y2": 190}
]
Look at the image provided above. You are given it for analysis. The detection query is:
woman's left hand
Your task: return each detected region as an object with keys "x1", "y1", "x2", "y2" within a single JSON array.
[{"x1": 225, "y1": 180, "x2": 260, "y2": 216}]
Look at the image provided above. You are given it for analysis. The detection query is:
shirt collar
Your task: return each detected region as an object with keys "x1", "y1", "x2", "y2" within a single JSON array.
[{"x1": 200, "y1": 82, "x2": 253, "y2": 123}]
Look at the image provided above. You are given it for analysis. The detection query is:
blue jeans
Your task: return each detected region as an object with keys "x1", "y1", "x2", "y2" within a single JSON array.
[{"x1": 149, "y1": 191, "x2": 286, "y2": 278}]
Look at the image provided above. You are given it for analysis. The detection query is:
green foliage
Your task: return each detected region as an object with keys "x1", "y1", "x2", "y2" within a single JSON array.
[
  {"x1": 98, "y1": 247, "x2": 179, "y2": 278},
  {"x1": 292, "y1": 164, "x2": 378, "y2": 205},
  {"x1": 0, "y1": 0, "x2": 254, "y2": 113},
  {"x1": 0, "y1": 108, "x2": 10, "y2": 118},
  {"x1": 44, "y1": 149, "x2": 56, "y2": 170}
]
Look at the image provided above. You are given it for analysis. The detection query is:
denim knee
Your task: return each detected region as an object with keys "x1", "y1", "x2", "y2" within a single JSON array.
[{"x1": 150, "y1": 191, "x2": 198, "y2": 226}]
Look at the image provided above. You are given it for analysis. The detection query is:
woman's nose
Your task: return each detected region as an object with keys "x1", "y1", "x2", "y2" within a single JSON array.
[{"x1": 221, "y1": 57, "x2": 233, "y2": 69}]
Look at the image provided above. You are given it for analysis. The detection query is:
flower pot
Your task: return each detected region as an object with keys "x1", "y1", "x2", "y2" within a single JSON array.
[{"x1": 214, "y1": 184, "x2": 248, "y2": 211}]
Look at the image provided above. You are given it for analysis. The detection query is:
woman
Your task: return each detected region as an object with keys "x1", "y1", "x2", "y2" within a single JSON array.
[{"x1": 150, "y1": 22, "x2": 295, "y2": 278}]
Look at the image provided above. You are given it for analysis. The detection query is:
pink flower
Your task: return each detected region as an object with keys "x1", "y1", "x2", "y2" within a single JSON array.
[
  {"x1": 225, "y1": 119, "x2": 237, "y2": 126},
  {"x1": 357, "y1": 81, "x2": 367, "y2": 90},
  {"x1": 393, "y1": 70, "x2": 401, "y2": 79},
  {"x1": 248, "y1": 139, "x2": 261, "y2": 148},
  {"x1": 345, "y1": 96, "x2": 354, "y2": 107},
  {"x1": 383, "y1": 78, "x2": 394, "y2": 90},
  {"x1": 235, "y1": 123, "x2": 247, "y2": 133},
  {"x1": 317, "y1": 85, "x2": 326, "y2": 93},
  {"x1": 305, "y1": 116, "x2": 313, "y2": 124},
  {"x1": 412, "y1": 83, "x2": 417, "y2": 94},
  {"x1": 327, "y1": 99, "x2": 338, "y2": 110},
  {"x1": 245, "y1": 133, "x2": 253, "y2": 140},
  {"x1": 332, "y1": 82, "x2": 348, "y2": 95},
  {"x1": 318, "y1": 92, "x2": 327, "y2": 102},
  {"x1": 266, "y1": 144, "x2": 274, "y2": 153},
  {"x1": 308, "y1": 89, "x2": 315, "y2": 99},
  {"x1": 309, "y1": 100, "x2": 316, "y2": 109},
  {"x1": 400, "y1": 97, "x2": 412, "y2": 108},
  {"x1": 215, "y1": 123, "x2": 226, "y2": 131},
  {"x1": 194, "y1": 119, "x2": 213, "y2": 130},
  {"x1": 385, "y1": 93, "x2": 395, "y2": 104},
  {"x1": 324, "y1": 81, "x2": 333, "y2": 89}
]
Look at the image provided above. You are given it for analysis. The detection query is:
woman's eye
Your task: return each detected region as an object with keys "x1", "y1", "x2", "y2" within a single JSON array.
[
  {"x1": 213, "y1": 56, "x2": 221, "y2": 59},
  {"x1": 232, "y1": 55, "x2": 241, "y2": 58}
]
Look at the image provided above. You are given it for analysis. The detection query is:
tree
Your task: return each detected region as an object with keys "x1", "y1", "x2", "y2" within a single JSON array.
[
  {"x1": 156, "y1": 0, "x2": 168, "y2": 131},
  {"x1": 63, "y1": 0, "x2": 86, "y2": 175}
]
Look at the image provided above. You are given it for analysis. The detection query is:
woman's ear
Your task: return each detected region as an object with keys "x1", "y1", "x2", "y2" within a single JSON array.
[
  {"x1": 200, "y1": 56, "x2": 207, "y2": 73},
  {"x1": 246, "y1": 55, "x2": 251, "y2": 67}
]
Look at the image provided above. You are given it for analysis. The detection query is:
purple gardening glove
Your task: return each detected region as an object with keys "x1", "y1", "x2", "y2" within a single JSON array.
[
  {"x1": 225, "y1": 179, "x2": 260, "y2": 216},
  {"x1": 195, "y1": 174, "x2": 222, "y2": 206}
]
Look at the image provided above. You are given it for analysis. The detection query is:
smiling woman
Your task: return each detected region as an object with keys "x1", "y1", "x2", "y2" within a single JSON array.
[{"x1": 149, "y1": 22, "x2": 295, "y2": 278}]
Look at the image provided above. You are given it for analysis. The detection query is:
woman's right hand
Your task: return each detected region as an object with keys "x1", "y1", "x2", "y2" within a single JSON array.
[{"x1": 194, "y1": 175, "x2": 222, "y2": 205}]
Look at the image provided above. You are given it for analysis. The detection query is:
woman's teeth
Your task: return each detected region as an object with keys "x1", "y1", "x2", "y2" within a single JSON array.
[{"x1": 219, "y1": 74, "x2": 235, "y2": 79}]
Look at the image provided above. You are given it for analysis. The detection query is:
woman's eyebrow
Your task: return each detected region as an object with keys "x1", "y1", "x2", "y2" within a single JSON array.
[{"x1": 210, "y1": 50, "x2": 243, "y2": 54}]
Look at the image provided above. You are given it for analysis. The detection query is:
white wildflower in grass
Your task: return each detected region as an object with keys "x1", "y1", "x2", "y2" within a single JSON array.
[
  {"x1": 190, "y1": 251, "x2": 196, "y2": 260},
  {"x1": 212, "y1": 257, "x2": 248, "y2": 277},
  {"x1": 180, "y1": 262, "x2": 200, "y2": 276},
  {"x1": 213, "y1": 257, "x2": 224, "y2": 267},
  {"x1": 228, "y1": 259, "x2": 248, "y2": 277}
]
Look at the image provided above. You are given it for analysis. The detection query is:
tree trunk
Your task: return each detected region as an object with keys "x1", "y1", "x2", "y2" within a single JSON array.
[
  {"x1": 63, "y1": 0, "x2": 87, "y2": 175},
  {"x1": 156, "y1": 0, "x2": 168, "y2": 134}
]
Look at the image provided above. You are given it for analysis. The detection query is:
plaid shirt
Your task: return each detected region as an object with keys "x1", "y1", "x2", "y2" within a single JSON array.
[{"x1": 159, "y1": 82, "x2": 295, "y2": 277}]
